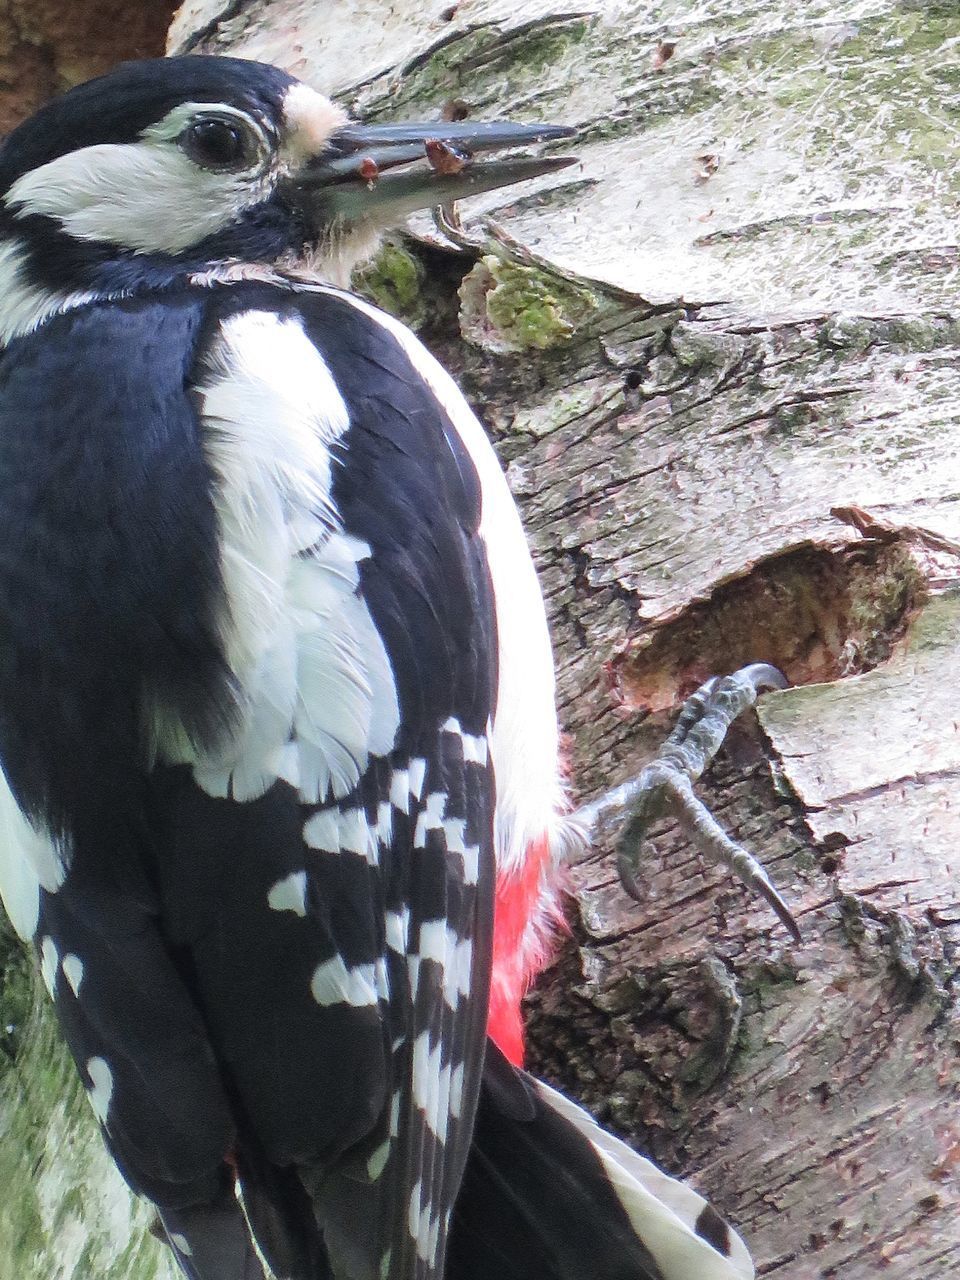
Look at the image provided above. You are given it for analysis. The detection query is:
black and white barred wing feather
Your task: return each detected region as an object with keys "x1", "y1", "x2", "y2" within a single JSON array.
[
  {"x1": 0, "y1": 286, "x2": 497, "y2": 1280},
  {"x1": 155, "y1": 286, "x2": 498, "y2": 1280}
]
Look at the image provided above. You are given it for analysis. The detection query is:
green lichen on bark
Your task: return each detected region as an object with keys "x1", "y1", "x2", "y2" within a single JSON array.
[
  {"x1": 357, "y1": 16, "x2": 592, "y2": 120},
  {"x1": 458, "y1": 253, "x2": 599, "y2": 352},
  {"x1": 352, "y1": 238, "x2": 427, "y2": 329},
  {"x1": 0, "y1": 919, "x2": 31, "y2": 1064}
]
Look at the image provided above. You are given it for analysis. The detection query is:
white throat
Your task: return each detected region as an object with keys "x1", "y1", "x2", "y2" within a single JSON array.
[{"x1": 0, "y1": 239, "x2": 111, "y2": 346}]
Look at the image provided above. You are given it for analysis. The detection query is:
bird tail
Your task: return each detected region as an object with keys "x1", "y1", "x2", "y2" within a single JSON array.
[{"x1": 447, "y1": 1043, "x2": 754, "y2": 1280}]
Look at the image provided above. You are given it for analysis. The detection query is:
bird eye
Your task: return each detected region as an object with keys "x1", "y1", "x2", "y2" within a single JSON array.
[{"x1": 180, "y1": 117, "x2": 261, "y2": 171}]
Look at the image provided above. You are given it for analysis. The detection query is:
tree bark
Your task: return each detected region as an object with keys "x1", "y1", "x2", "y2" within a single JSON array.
[
  {"x1": 0, "y1": 0, "x2": 177, "y2": 132},
  {"x1": 2, "y1": 2, "x2": 959, "y2": 1278}
]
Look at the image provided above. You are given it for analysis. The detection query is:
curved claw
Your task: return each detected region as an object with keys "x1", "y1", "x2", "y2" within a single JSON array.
[
  {"x1": 735, "y1": 662, "x2": 790, "y2": 694},
  {"x1": 580, "y1": 663, "x2": 799, "y2": 942},
  {"x1": 749, "y1": 870, "x2": 802, "y2": 944}
]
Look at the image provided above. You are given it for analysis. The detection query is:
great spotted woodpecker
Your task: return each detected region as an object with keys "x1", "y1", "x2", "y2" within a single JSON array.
[{"x1": 0, "y1": 56, "x2": 758, "y2": 1280}]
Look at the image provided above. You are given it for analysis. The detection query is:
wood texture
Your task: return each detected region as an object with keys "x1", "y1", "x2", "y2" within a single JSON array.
[{"x1": 0, "y1": 0, "x2": 176, "y2": 132}]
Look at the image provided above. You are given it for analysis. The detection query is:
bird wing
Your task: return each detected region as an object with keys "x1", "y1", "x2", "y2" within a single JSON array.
[
  {"x1": 154, "y1": 282, "x2": 498, "y2": 1280},
  {"x1": 0, "y1": 284, "x2": 498, "y2": 1280},
  {"x1": 0, "y1": 293, "x2": 242, "y2": 1221}
]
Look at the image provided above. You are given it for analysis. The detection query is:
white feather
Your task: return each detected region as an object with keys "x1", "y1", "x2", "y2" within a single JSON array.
[
  {"x1": 408, "y1": 757, "x2": 427, "y2": 804},
  {"x1": 385, "y1": 907, "x2": 410, "y2": 954},
  {"x1": 449, "y1": 1063, "x2": 465, "y2": 1120},
  {"x1": 303, "y1": 807, "x2": 341, "y2": 855},
  {"x1": 289, "y1": 534, "x2": 399, "y2": 802},
  {"x1": 162, "y1": 309, "x2": 400, "y2": 804},
  {"x1": 0, "y1": 761, "x2": 68, "y2": 941},
  {"x1": 311, "y1": 956, "x2": 379, "y2": 1008},
  {"x1": 267, "y1": 871, "x2": 308, "y2": 917},
  {"x1": 86, "y1": 1056, "x2": 114, "y2": 1125},
  {"x1": 61, "y1": 953, "x2": 84, "y2": 997},
  {"x1": 338, "y1": 806, "x2": 377, "y2": 864},
  {"x1": 536, "y1": 1080, "x2": 755, "y2": 1280},
  {"x1": 40, "y1": 935, "x2": 59, "y2": 996}
]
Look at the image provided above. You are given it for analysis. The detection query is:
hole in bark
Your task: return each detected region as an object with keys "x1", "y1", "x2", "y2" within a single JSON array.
[
  {"x1": 441, "y1": 97, "x2": 470, "y2": 121},
  {"x1": 816, "y1": 831, "x2": 849, "y2": 876},
  {"x1": 0, "y1": 0, "x2": 179, "y2": 132},
  {"x1": 819, "y1": 831, "x2": 849, "y2": 853},
  {"x1": 617, "y1": 541, "x2": 925, "y2": 711}
]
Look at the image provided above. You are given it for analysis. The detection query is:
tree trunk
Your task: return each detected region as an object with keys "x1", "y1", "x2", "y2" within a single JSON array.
[{"x1": 2, "y1": 2, "x2": 959, "y2": 1278}]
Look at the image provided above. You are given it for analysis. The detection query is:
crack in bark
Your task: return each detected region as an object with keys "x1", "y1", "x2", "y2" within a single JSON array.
[
  {"x1": 791, "y1": 765, "x2": 960, "y2": 813},
  {"x1": 175, "y1": 0, "x2": 249, "y2": 51}
]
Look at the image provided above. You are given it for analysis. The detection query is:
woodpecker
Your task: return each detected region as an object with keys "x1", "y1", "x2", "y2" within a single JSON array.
[{"x1": 0, "y1": 57, "x2": 755, "y2": 1280}]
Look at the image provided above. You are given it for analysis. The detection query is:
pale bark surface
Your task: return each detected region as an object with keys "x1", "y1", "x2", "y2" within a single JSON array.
[{"x1": 2, "y1": 2, "x2": 959, "y2": 1278}]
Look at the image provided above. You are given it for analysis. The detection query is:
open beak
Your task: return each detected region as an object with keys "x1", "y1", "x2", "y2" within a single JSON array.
[{"x1": 286, "y1": 118, "x2": 577, "y2": 226}]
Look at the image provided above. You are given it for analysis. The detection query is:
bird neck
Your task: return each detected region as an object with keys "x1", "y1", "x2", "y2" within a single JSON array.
[
  {"x1": 0, "y1": 218, "x2": 381, "y2": 347},
  {"x1": 0, "y1": 217, "x2": 189, "y2": 345}
]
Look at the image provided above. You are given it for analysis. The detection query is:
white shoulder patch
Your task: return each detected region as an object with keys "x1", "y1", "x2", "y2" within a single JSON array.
[{"x1": 161, "y1": 308, "x2": 400, "y2": 803}]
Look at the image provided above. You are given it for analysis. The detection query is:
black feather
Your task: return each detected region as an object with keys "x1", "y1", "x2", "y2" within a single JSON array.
[
  {"x1": 449, "y1": 1045, "x2": 666, "y2": 1280},
  {"x1": 0, "y1": 281, "x2": 498, "y2": 1280}
]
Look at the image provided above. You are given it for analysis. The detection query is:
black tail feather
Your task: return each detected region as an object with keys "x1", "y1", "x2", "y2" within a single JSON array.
[
  {"x1": 446, "y1": 1044, "x2": 753, "y2": 1280},
  {"x1": 236, "y1": 1143, "x2": 333, "y2": 1280},
  {"x1": 158, "y1": 1186, "x2": 266, "y2": 1280}
]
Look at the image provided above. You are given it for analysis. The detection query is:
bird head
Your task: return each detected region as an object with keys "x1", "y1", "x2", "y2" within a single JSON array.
[{"x1": 0, "y1": 55, "x2": 574, "y2": 312}]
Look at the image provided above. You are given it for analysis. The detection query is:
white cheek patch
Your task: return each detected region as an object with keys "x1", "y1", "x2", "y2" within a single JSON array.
[
  {"x1": 5, "y1": 139, "x2": 269, "y2": 255},
  {"x1": 159, "y1": 309, "x2": 400, "y2": 805}
]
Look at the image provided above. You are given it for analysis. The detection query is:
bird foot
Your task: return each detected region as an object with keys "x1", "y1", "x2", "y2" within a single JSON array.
[{"x1": 574, "y1": 663, "x2": 800, "y2": 943}]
